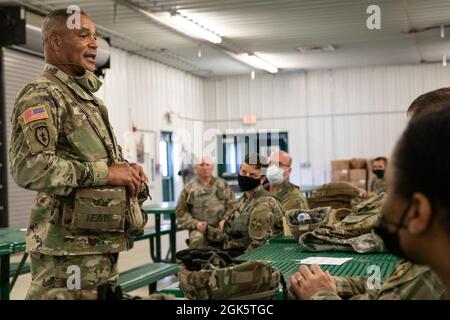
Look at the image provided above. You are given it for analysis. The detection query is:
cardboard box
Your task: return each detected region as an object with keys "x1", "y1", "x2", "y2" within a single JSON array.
[
  {"x1": 349, "y1": 169, "x2": 367, "y2": 181},
  {"x1": 331, "y1": 169, "x2": 349, "y2": 182},
  {"x1": 350, "y1": 158, "x2": 368, "y2": 169},
  {"x1": 331, "y1": 160, "x2": 350, "y2": 171}
]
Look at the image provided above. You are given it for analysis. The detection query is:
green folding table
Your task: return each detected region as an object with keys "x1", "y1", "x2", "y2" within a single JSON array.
[
  {"x1": 0, "y1": 227, "x2": 27, "y2": 300},
  {"x1": 143, "y1": 202, "x2": 178, "y2": 263},
  {"x1": 158, "y1": 242, "x2": 400, "y2": 299}
]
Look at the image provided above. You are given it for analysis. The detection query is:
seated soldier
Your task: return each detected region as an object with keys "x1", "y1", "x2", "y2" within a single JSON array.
[
  {"x1": 220, "y1": 154, "x2": 284, "y2": 257},
  {"x1": 176, "y1": 155, "x2": 236, "y2": 249},
  {"x1": 370, "y1": 157, "x2": 388, "y2": 194},
  {"x1": 289, "y1": 103, "x2": 450, "y2": 300},
  {"x1": 266, "y1": 150, "x2": 309, "y2": 211}
]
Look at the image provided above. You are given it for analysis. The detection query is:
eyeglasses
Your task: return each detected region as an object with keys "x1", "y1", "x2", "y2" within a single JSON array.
[{"x1": 271, "y1": 162, "x2": 290, "y2": 169}]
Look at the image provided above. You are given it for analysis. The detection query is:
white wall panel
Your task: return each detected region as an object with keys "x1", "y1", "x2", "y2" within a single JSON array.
[
  {"x1": 97, "y1": 48, "x2": 205, "y2": 202},
  {"x1": 3, "y1": 49, "x2": 44, "y2": 227},
  {"x1": 204, "y1": 63, "x2": 450, "y2": 187}
]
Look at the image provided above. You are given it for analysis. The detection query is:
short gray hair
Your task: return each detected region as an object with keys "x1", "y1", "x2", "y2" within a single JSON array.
[{"x1": 41, "y1": 8, "x2": 88, "y2": 42}]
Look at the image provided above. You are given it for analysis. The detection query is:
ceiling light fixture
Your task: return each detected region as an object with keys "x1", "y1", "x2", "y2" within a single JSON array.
[
  {"x1": 237, "y1": 53, "x2": 278, "y2": 73},
  {"x1": 170, "y1": 13, "x2": 222, "y2": 44},
  {"x1": 297, "y1": 44, "x2": 336, "y2": 54}
]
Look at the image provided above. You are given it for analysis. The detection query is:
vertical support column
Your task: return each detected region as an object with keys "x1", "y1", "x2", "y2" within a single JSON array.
[{"x1": 0, "y1": 48, "x2": 9, "y2": 229}]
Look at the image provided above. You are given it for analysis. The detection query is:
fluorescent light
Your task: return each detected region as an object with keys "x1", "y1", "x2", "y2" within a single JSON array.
[
  {"x1": 238, "y1": 53, "x2": 278, "y2": 73},
  {"x1": 170, "y1": 13, "x2": 222, "y2": 44}
]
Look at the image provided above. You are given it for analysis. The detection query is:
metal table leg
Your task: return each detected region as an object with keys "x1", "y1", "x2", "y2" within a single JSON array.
[
  {"x1": 155, "y1": 215, "x2": 161, "y2": 262},
  {"x1": 169, "y1": 215, "x2": 177, "y2": 263},
  {"x1": 10, "y1": 252, "x2": 28, "y2": 291},
  {"x1": 0, "y1": 254, "x2": 10, "y2": 300}
]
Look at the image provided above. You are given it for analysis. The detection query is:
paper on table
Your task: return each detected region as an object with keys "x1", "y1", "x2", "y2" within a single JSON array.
[{"x1": 297, "y1": 257, "x2": 352, "y2": 265}]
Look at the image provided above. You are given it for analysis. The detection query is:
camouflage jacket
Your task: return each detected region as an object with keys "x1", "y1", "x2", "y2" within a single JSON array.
[
  {"x1": 267, "y1": 182, "x2": 309, "y2": 211},
  {"x1": 223, "y1": 186, "x2": 284, "y2": 252},
  {"x1": 175, "y1": 177, "x2": 236, "y2": 230},
  {"x1": 371, "y1": 176, "x2": 387, "y2": 194},
  {"x1": 311, "y1": 260, "x2": 447, "y2": 300},
  {"x1": 9, "y1": 64, "x2": 128, "y2": 256}
]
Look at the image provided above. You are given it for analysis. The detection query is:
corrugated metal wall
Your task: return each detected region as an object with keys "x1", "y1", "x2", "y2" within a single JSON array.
[
  {"x1": 3, "y1": 48, "x2": 44, "y2": 227},
  {"x1": 203, "y1": 63, "x2": 450, "y2": 186},
  {"x1": 5, "y1": 42, "x2": 450, "y2": 217},
  {"x1": 96, "y1": 48, "x2": 205, "y2": 202}
]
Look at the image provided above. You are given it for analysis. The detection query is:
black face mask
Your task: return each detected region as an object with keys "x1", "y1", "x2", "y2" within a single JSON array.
[
  {"x1": 375, "y1": 201, "x2": 411, "y2": 260},
  {"x1": 372, "y1": 169, "x2": 385, "y2": 179},
  {"x1": 238, "y1": 174, "x2": 261, "y2": 192}
]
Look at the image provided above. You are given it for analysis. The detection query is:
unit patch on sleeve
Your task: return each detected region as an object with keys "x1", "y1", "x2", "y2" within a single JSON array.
[{"x1": 35, "y1": 126, "x2": 50, "y2": 147}]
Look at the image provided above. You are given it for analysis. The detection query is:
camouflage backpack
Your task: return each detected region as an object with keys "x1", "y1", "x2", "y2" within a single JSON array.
[
  {"x1": 176, "y1": 248, "x2": 286, "y2": 300},
  {"x1": 286, "y1": 207, "x2": 332, "y2": 240},
  {"x1": 298, "y1": 193, "x2": 387, "y2": 253}
]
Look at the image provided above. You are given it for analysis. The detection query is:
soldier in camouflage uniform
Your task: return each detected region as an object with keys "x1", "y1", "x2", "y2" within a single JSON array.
[
  {"x1": 265, "y1": 150, "x2": 308, "y2": 211},
  {"x1": 176, "y1": 156, "x2": 236, "y2": 249},
  {"x1": 222, "y1": 154, "x2": 284, "y2": 256},
  {"x1": 9, "y1": 10, "x2": 148, "y2": 299},
  {"x1": 289, "y1": 261, "x2": 446, "y2": 300},
  {"x1": 289, "y1": 107, "x2": 450, "y2": 300},
  {"x1": 370, "y1": 157, "x2": 387, "y2": 194}
]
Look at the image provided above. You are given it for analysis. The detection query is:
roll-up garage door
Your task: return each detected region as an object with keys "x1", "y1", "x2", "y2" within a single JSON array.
[{"x1": 3, "y1": 48, "x2": 44, "y2": 226}]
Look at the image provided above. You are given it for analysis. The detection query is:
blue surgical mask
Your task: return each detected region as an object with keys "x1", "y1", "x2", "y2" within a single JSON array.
[{"x1": 266, "y1": 165, "x2": 285, "y2": 184}]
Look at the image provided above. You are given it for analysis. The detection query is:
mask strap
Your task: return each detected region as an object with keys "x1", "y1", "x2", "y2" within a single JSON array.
[{"x1": 394, "y1": 201, "x2": 412, "y2": 230}]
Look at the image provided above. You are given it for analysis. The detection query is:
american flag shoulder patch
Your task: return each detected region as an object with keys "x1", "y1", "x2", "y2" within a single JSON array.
[{"x1": 22, "y1": 105, "x2": 49, "y2": 125}]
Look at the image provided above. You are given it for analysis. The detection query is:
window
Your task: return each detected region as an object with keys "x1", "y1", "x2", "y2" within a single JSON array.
[{"x1": 159, "y1": 141, "x2": 169, "y2": 177}]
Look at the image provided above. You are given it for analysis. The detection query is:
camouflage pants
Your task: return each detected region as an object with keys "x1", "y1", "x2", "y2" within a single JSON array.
[
  {"x1": 189, "y1": 226, "x2": 225, "y2": 249},
  {"x1": 26, "y1": 252, "x2": 119, "y2": 300}
]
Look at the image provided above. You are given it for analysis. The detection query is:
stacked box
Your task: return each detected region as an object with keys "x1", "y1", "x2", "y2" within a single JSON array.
[
  {"x1": 331, "y1": 159, "x2": 369, "y2": 190},
  {"x1": 331, "y1": 160, "x2": 350, "y2": 183}
]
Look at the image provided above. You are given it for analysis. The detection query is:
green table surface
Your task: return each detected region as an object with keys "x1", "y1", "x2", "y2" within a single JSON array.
[
  {"x1": 238, "y1": 243, "x2": 400, "y2": 281},
  {"x1": 267, "y1": 234, "x2": 296, "y2": 244},
  {"x1": 0, "y1": 227, "x2": 27, "y2": 255},
  {"x1": 142, "y1": 201, "x2": 177, "y2": 214},
  {"x1": 159, "y1": 242, "x2": 400, "y2": 299}
]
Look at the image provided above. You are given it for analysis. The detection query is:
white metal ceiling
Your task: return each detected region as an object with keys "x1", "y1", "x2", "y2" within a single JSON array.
[{"x1": 4, "y1": 0, "x2": 450, "y2": 77}]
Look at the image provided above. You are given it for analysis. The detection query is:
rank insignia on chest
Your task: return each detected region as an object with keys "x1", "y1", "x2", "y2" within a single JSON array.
[{"x1": 22, "y1": 105, "x2": 49, "y2": 124}]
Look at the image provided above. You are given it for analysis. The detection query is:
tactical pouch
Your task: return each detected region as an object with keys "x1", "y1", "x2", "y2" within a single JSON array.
[
  {"x1": 62, "y1": 183, "x2": 150, "y2": 235},
  {"x1": 64, "y1": 187, "x2": 127, "y2": 232},
  {"x1": 124, "y1": 182, "x2": 149, "y2": 237}
]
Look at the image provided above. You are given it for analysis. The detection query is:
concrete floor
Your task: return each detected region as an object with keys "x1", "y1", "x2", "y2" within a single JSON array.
[{"x1": 9, "y1": 229, "x2": 189, "y2": 300}]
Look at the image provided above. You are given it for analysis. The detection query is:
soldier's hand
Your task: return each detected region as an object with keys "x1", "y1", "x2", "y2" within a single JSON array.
[
  {"x1": 107, "y1": 162, "x2": 141, "y2": 198},
  {"x1": 289, "y1": 264, "x2": 337, "y2": 300},
  {"x1": 218, "y1": 219, "x2": 226, "y2": 232},
  {"x1": 196, "y1": 221, "x2": 207, "y2": 234},
  {"x1": 130, "y1": 163, "x2": 148, "y2": 183}
]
